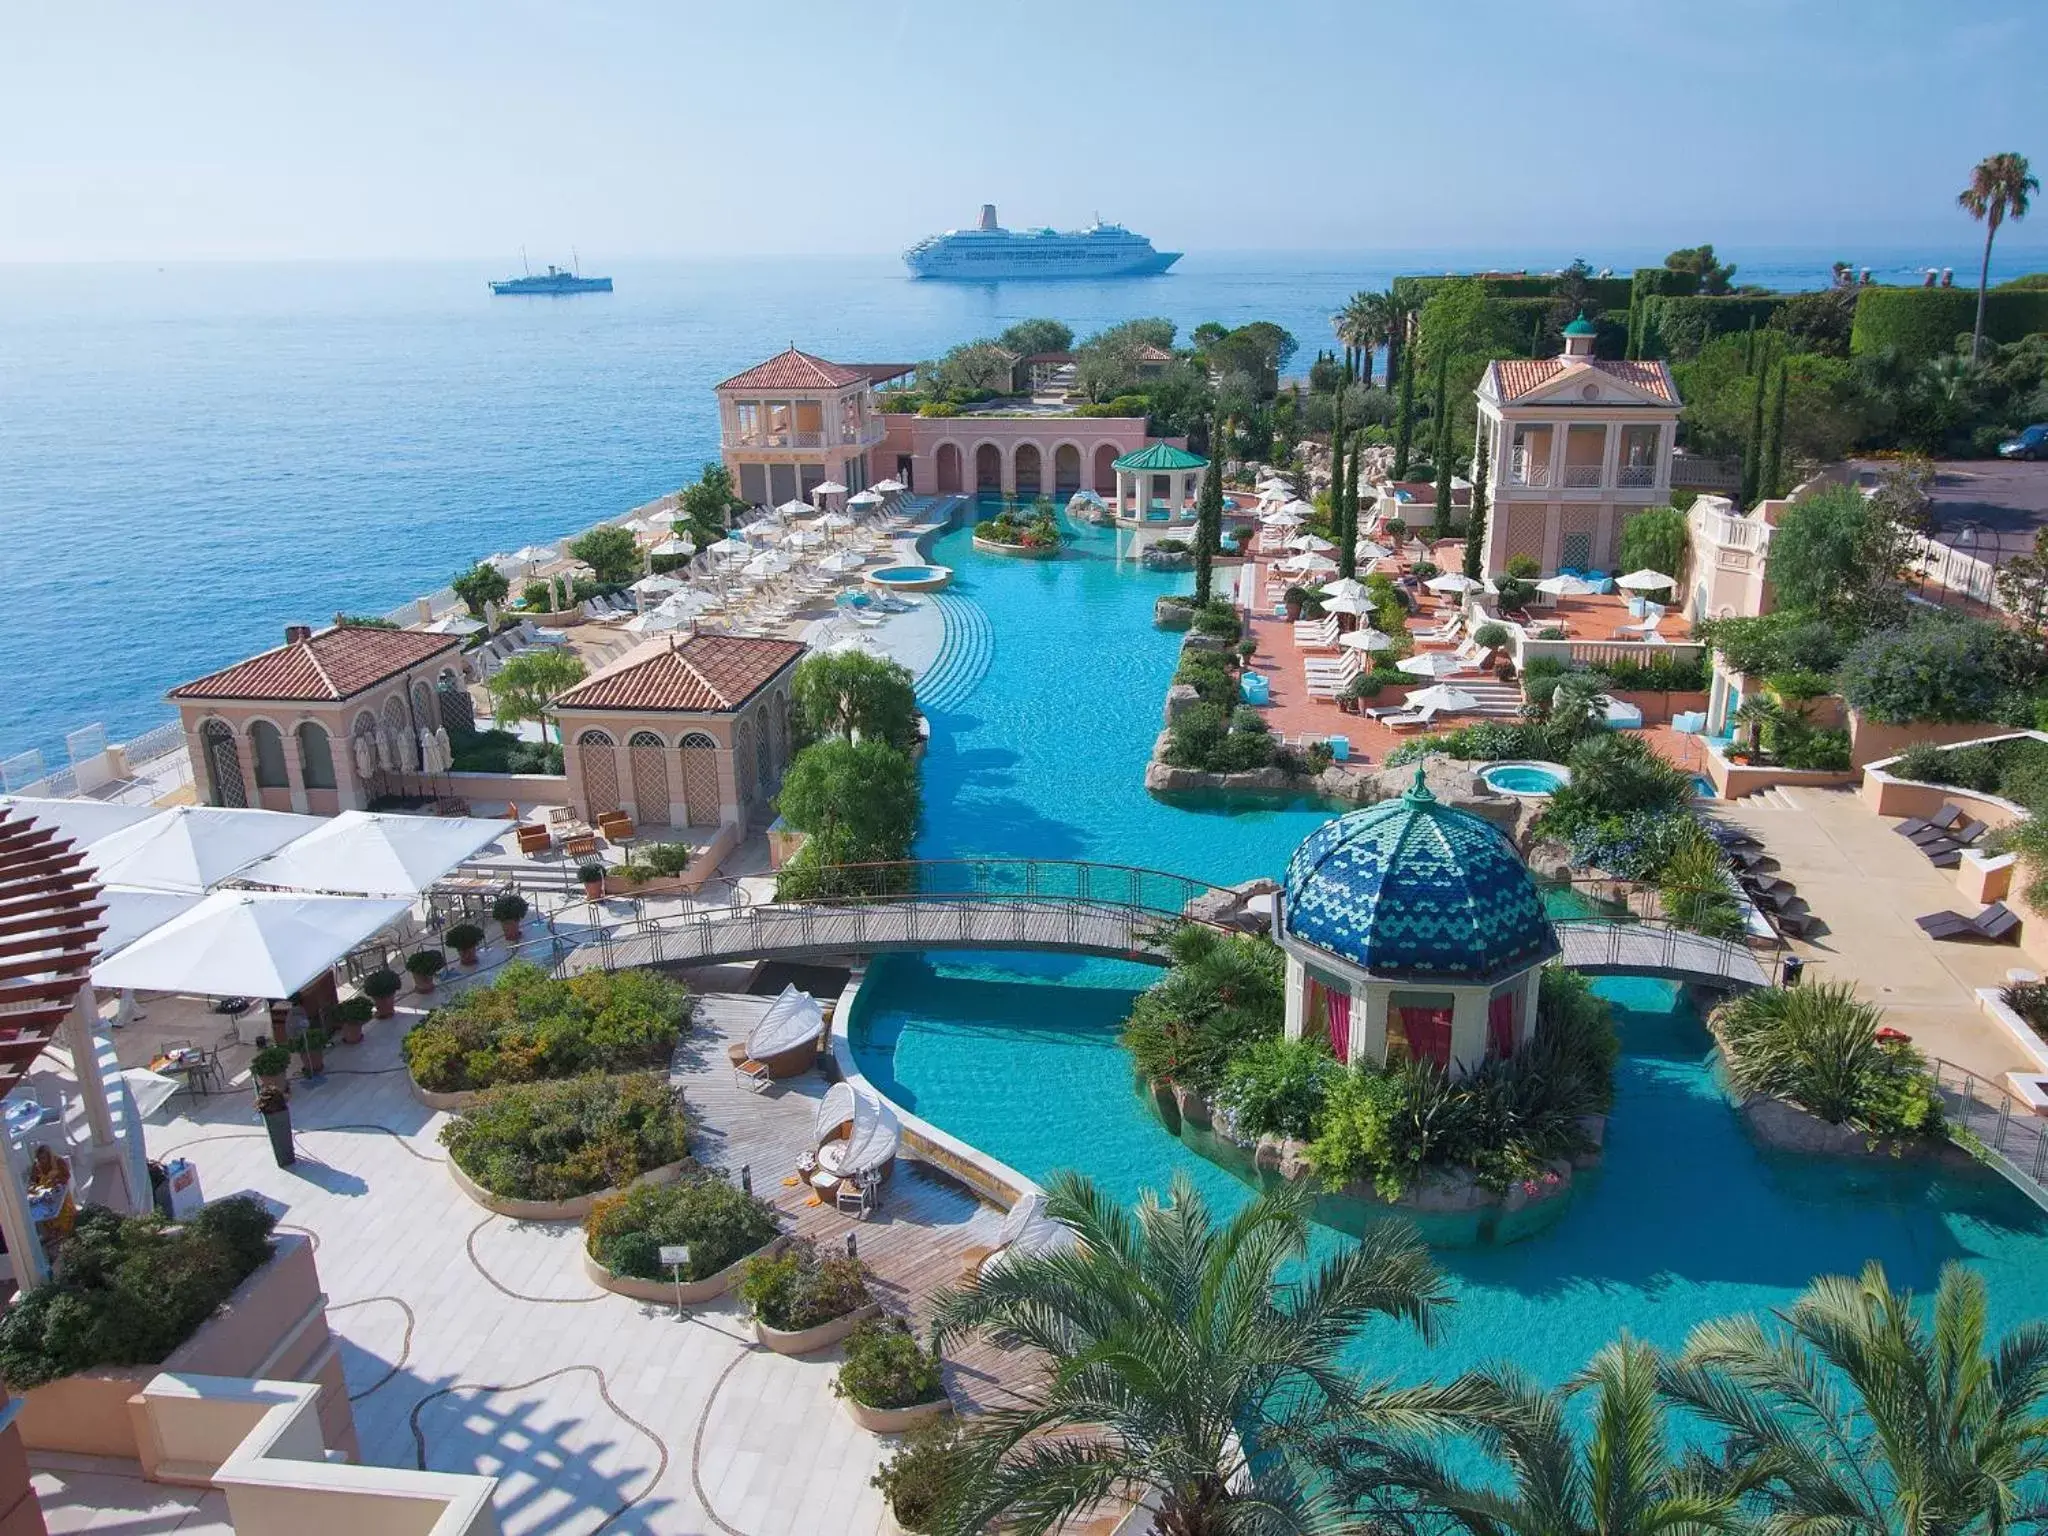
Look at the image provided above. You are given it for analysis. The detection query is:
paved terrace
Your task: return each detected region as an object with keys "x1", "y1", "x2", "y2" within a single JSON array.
[{"x1": 107, "y1": 982, "x2": 1016, "y2": 1536}]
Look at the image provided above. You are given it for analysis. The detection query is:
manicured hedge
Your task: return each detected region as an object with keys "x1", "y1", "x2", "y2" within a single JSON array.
[
  {"x1": 1394, "y1": 273, "x2": 1634, "y2": 309},
  {"x1": 1850, "y1": 286, "x2": 2048, "y2": 363},
  {"x1": 402, "y1": 961, "x2": 690, "y2": 1094},
  {"x1": 1631, "y1": 266, "x2": 1701, "y2": 300},
  {"x1": 0, "y1": 1197, "x2": 277, "y2": 1388},
  {"x1": 585, "y1": 1175, "x2": 779, "y2": 1282},
  {"x1": 441, "y1": 1073, "x2": 691, "y2": 1202},
  {"x1": 1638, "y1": 295, "x2": 1788, "y2": 360}
]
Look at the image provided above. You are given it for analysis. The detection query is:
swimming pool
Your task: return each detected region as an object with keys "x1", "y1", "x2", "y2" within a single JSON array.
[
  {"x1": 867, "y1": 562, "x2": 952, "y2": 591},
  {"x1": 859, "y1": 501, "x2": 2048, "y2": 1385},
  {"x1": 873, "y1": 565, "x2": 941, "y2": 583},
  {"x1": 1479, "y1": 761, "x2": 1571, "y2": 797}
]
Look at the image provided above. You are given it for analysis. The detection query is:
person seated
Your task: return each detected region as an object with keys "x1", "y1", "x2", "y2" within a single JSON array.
[{"x1": 28, "y1": 1144, "x2": 70, "y2": 1193}]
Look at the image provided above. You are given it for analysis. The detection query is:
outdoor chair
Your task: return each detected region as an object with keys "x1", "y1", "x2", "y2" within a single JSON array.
[
  {"x1": 1920, "y1": 820, "x2": 1989, "y2": 867},
  {"x1": 597, "y1": 811, "x2": 635, "y2": 843},
  {"x1": 1916, "y1": 902, "x2": 2021, "y2": 943},
  {"x1": 1895, "y1": 804, "x2": 1965, "y2": 840},
  {"x1": 1384, "y1": 704, "x2": 1442, "y2": 733},
  {"x1": 562, "y1": 832, "x2": 601, "y2": 861},
  {"x1": 1773, "y1": 909, "x2": 1818, "y2": 940},
  {"x1": 516, "y1": 824, "x2": 553, "y2": 858}
]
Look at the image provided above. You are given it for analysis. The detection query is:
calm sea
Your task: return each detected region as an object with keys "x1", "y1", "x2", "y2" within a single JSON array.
[{"x1": 0, "y1": 246, "x2": 2031, "y2": 767}]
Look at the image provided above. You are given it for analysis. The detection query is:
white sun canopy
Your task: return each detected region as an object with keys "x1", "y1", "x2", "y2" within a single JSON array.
[
  {"x1": 0, "y1": 796, "x2": 161, "y2": 853},
  {"x1": 87, "y1": 806, "x2": 328, "y2": 893},
  {"x1": 814, "y1": 1082, "x2": 901, "y2": 1179},
  {"x1": 98, "y1": 885, "x2": 207, "y2": 959},
  {"x1": 236, "y1": 810, "x2": 513, "y2": 898},
  {"x1": 749, "y1": 985, "x2": 825, "y2": 1058},
  {"x1": 91, "y1": 890, "x2": 412, "y2": 998}
]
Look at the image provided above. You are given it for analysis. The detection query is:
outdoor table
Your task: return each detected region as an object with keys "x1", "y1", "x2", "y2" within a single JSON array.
[{"x1": 149, "y1": 1047, "x2": 210, "y2": 1097}]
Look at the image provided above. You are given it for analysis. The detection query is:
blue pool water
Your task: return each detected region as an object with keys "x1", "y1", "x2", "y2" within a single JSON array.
[
  {"x1": 871, "y1": 565, "x2": 942, "y2": 583},
  {"x1": 851, "y1": 503, "x2": 2048, "y2": 1383},
  {"x1": 1481, "y1": 764, "x2": 1566, "y2": 796},
  {"x1": 1692, "y1": 774, "x2": 1718, "y2": 799}
]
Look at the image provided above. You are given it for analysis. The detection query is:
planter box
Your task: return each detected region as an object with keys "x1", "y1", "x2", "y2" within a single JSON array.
[
  {"x1": 755, "y1": 1301, "x2": 881, "y2": 1357},
  {"x1": 580, "y1": 1235, "x2": 787, "y2": 1305},
  {"x1": 409, "y1": 1074, "x2": 479, "y2": 1113},
  {"x1": 970, "y1": 536, "x2": 1058, "y2": 559},
  {"x1": 844, "y1": 1393, "x2": 951, "y2": 1435},
  {"x1": 16, "y1": 1234, "x2": 357, "y2": 1465},
  {"x1": 446, "y1": 1154, "x2": 687, "y2": 1221}
]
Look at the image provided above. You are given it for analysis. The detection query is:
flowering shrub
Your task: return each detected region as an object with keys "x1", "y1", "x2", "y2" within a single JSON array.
[{"x1": 441, "y1": 1073, "x2": 690, "y2": 1202}]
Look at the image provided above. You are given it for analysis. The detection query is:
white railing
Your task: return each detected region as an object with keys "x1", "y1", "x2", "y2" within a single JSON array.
[
  {"x1": 1562, "y1": 465, "x2": 1603, "y2": 488},
  {"x1": 1690, "y1": 504, "x2": 1770, "y2": 553},
  {"x1": 1511, "y1": 630, "x2": 1708, "y2": 672},
  {"x1": 1511, "y1": 464, "x2": 1551, "y2": 488},
  {"x1": 125, "y1": 719, "x2": 187, "y2": 765},
  {"x1": 1911, "y1": 535, "x2": 2002, "y2": 609}
]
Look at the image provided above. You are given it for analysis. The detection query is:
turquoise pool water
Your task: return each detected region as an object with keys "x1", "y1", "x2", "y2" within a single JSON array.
[
  {"x1": 872, "y1": 565, "x2": 941, "y2": 583},
  {"x1": 1481, "y1": 764, "x2": 1566, "y2": 796},
  {"x1": 856, "y1": 501, "x2": 2048, "y2": 1382}
]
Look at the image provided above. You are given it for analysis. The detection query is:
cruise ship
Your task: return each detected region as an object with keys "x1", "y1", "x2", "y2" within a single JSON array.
[
  {"x1": 903, "y1": 205, "x2": 1180, "y2": 280},
  {"x1": 489, "y1": 254, "x2": 613, "y2": 296}
]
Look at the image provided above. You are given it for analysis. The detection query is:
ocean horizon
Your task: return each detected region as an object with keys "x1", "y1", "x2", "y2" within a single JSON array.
[{"x1": 3, "y1": 245, "x2": 2040, "y2": 768}]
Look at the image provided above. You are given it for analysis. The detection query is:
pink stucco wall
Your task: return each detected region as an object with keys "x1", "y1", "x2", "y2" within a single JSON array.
[{"x1": 876, "y1": 415, "x2": 1151, "y2": 499}]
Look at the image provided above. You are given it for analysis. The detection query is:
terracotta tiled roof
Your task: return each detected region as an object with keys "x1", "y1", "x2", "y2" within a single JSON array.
[
  {"x1": 1487, "y1": 358, "x2": 1677, "y2": 404},
  {"x1": 169, "y1": 624, "x2": 460, "y2": 703},
  {"x1": 554, "y1": 634, "x2": 804, "y2": 713},
  {"x1": 716, "y1": 348, "x2": 866, "y2": 392}
]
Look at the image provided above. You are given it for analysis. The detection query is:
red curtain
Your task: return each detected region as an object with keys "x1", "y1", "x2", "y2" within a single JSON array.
[
  {"x1": 1487, "y1": 992, "x2": 1517, "y2": 1059},
  {"x1": 1401, "y1": 1007, "x2": 1452, "y2": 1069},
  {"x1": 1326, "y1": 989, "x2": 1351, "y2": 1062}
]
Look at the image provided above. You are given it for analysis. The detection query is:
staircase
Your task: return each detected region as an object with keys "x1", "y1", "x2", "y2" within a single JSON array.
[
  {"x1": 915, "y1": 593, "x2": 995, "y2": 713},
  {"x1": 1449, "y1": 681, "x2": 1524, "y2": 718}
]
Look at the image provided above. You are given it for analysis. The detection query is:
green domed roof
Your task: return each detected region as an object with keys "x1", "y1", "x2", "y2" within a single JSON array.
[
  {"x1": 1111, "y1": 442, "x2": 1208, "y2": 472},
  {"x1": 1562, "y1": 311, "x2": 1598, "y2": 337},
  {"x1": 1280, "y1": 767, "x2": 1559, "y2": 983}
]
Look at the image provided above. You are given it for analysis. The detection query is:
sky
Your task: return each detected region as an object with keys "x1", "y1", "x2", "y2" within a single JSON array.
[{"x1": 3, "y1": 0, "x2": 2044, "y2": 264}]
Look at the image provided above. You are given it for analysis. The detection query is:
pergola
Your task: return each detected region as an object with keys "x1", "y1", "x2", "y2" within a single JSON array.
[{"x1": 1110, "y1": 442, "x2": 1208, "y2": 523}]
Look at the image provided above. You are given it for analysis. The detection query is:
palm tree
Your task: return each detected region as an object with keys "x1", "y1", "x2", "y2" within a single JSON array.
[
  {"x1": 925, "y1": 1171, "x2": 1458, "y2": 1536},
  {"x1": 1347, "y1": 1337, "x2": 1750, "y2": 1535},
  {"x1": 1732, "y1": 695, "x2": 1781, "y2": 760},
  {"x1": 1958, "y1": 153, "x2": 2038, "y2": 362},
  {"x1": 1335, "y1": 290, "x2": 1394, "y2": 386},
  {"x1": 1663, "y1": 1261, "x2": 2048, "y2": 1531}
]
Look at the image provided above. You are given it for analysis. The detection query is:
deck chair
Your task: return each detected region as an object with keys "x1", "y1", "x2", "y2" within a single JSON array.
[
  {"x1": 1916, "y1": 902, "x2": 2020, "y2": 943},
  {"x1": 1383, "y1": 704, "x2": 1442, "y2": 733},
  {"x1": 1895, "y1": 803, "x2": 1965, "y2": 840},
  {"x1": 516, "y1": 824, "x2": 553, "y2": 857},
  {"x1": 1920, "y1": 820, "x2": 1989, "y2": 867},
  {"x1": 1293, "y1": 616, "x2": 1341, "y2": 650}
]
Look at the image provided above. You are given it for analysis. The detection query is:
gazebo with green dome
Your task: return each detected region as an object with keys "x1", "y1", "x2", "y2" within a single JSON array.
[
  {"x1": 1276, "y1": 765, "x2": 1561, "y2": 1076},
  {"x1": 1111, "y1": 441, "x2": 1207, "y2": 525}
]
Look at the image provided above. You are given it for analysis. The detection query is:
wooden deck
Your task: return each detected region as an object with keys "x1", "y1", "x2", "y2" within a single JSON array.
[{"x1": 684, "y1": 994, "x2": 1036, "y2": 1414}]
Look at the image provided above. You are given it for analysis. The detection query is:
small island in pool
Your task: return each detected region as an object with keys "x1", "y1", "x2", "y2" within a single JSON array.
[{"x1": 972, "y1": 499, "x2": 1065, "y2": 557}]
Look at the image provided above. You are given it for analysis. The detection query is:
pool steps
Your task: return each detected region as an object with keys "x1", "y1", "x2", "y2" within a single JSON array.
[{"x1": 914, "y1": 592, "x2": 994, "y2": 713}]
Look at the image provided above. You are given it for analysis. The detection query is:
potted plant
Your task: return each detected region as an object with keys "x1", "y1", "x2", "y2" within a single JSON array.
[
  {"x1": 870, "y1": 1421, "x2": 964, "y2": 1535},
  {"x1": 405, "y1": 948, "x2": 446, "y2": 996},
  {"x1": 363, "y1": 967, "x2": 402, "y2": 1018},
  {"x1": 1340, "y1": 674, "x2": 1381, "y2": 716},
  {"x1": 491, "y1": 892, "x2": 529, "y2": 943},
  {"x1": 1283, "y1": 585, "x2": 1311, "y2": 621},
  {"x1": 833, "y1": 1316, "x2": 949, "y2": 1432},
  {"x1": 251, "y1": 1044, "x2": 293, "y2": 1096},
  {"x1": 256, "y1": 1084, "x2": 294, "y2": 1168},
  {"x1": 332, "y1": 994, "x2": 374, "y2": 1046},
  {"x1": 579, "y1": 861, "x2": 607, "y2": 901},
  {"x1": 295, "y1": 1027, "x2": 330, "y2": 1079},
  {"x1": 445, "y1": 922, "x2": 486, "y2": 968}
]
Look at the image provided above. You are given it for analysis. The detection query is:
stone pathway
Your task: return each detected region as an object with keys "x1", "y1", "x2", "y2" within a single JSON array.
[{"x1": 135, "y1": 983, "x2": 1007, "y2": 1536}]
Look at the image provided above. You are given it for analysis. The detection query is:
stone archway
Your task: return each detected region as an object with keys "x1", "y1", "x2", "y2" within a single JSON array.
[
  {"x1": 733, "y1": 720, "x2": 757, "y2": 806},
  {"x1": 1014, "y1": 442, "x2": 1042, "y2": 499},
  {"x1": 628, "y1": 730, "x2": 670, "y2": 826},
  {"x1": 1053, "y1": 443, "x2": 1082, "y2": 495},
  {"x1": 201, "y1": 720, "x2": 245, "y2": 808},
  {"x1": 678, "y1": 732, "x2": 720, "y2": 826},
  {"x1": 578, "y1": 729, "x2": 619, "y2": 817},
  {"x1": 935, "y1": 443, "x2": 963, "y2": 494},
  {"x1": 1092, "y1": 444, "x2": 1120, "y2": 495},
  {"x1": 974, "y1": 443, "x2": 1001, "y2": 492}
]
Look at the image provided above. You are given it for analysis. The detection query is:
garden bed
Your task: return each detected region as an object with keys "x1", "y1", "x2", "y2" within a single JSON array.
[
  {"x1": 757, "y1": 1301, "x2": 883, "y2": 1357},
  {"x1": 448, "y1": 1153, "x2": 687, "y2": 1221},
  {"x1": 439, "y1": 1071, "x2": 694, "y2": 1216},
  {"x1": 580, "y1": 1237, "x2": 786, "y2": 1305},
  {"x1": 971, "y1": 535, "x2": 1060, "y2": 559}
]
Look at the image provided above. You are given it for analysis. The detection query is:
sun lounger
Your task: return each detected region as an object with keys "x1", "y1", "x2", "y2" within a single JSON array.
[
  {"x1": 1304, "y1": 654, "x2": 1362, "y2": 698},
  {"x1": 1916, "y1": 902, "x2": 2020, "y2": 943},
  {"x1": 1774, "y1": 910, "x2": 1818, "y2": 940},
  {"x1": 1896, "y1": 803, "x2": 1965, "y2": 839},
  {"x1": 1383, "y1": 705, "x2": 1441, "y2": 733},
  {"x1": 1920, "y1": 820, "x2": 1989, "y2": 867},
  {"x1": 1294, "y1": 617, "x2": 1341, "y2": 649}
]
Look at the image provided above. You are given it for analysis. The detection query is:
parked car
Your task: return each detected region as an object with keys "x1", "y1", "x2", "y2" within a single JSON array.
[{"x1": 1998, "y1": 424, "x2": 2048, "y2": 461}]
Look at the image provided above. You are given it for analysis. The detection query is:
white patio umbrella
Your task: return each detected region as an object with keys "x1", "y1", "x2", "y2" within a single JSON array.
[
  {"x1": 238, "y1": 810, "x2": 513, "y2": 898},
  {"x1": 424, "y1": 612, "x2": 484, "y2": 636},
  {"x1": 1287, "y1": 533, "x2": 1335, "y2": 553},
  {"x1": 351, "y1": 734, "x2": 377, "y2": 780},
  {"x1": 812, "y1": 480, "x2": 848, "y2": 497},
  {"x1": 772, "y1": 500, "x2": 809, "y2": 520},
  {"x1": 843, "y1": 493, "x2": 880, "y2": 510},
  {"x1": 1322, "y1": 592, "x2": 1375, "y2": 617},
  {"x1": 1426, "y1": 573, "x2": 1483, "y2": 594},
  {"x1": 1321, "y1": 577, "x2": 1369, "y2": 600},
  {"x1": 1397, "y1": 652, "x2": 1466, "y2": 678},
  {"x1": 1404, "y1": 684, "x2": 1481, "y2": 714},
  {"x1": 743, "y1": 552, "x2": 791, "y2": 579},
  {"x1": 87, "y1": 806, "x2": 327, "y2": 893},
  {"x1": 97, "y1": 885, "x2": 206, "y2": 960},
  {"x1": 0, "y1": 796, "x2": 161, "y2": 852},
  {"x1": 484, "y1": 551, "x2": 525, "y2": 576},
  {"x1": 741, "y1": 518, "x2": 782, "y2": 539},
  {"x1": 509, "y1": 544, "x2": 556, "y2": 566},
  {"x1": 1279, "y1": 553, "x2": 1338, "y2": 576},
  {"x1": 709, "y1": 536, "x2": 750, "y2": 558},
  {"x1": 1259, "y1": 510, "x2": 1305, "y2": 527},
  {"x1": 91, "y1": 890, "x2": 413, "y2": 997},
  {"x1": 417, "y1": 728, "x2": 439, "y2": 775},
  {"x1": 871, "y1": 478, "x2": 906, "y2": 494},
  {"x1": 786, "y1": 529, "x2": 827, "y2": 550},
  {"x1": 1615, "y1": 569, "x2": 1676, "y2": 592},
  {"x1": 434, "y1": 725, "x2": 452, "y2": 772},
  {"x1": 649, "y1": 536, "x2": 695, "y2": 558},
  {"x1": 1339, "y1": 627, "x2": 1395, "y2": 652},
  {"x1": 819, "y1": 513, "x2": 857, "y2": 532},
  {"x1": 824, "y1": 631, "x2": 885, "y2": 656},
  {"x1": 629, "y1": 572, "x2": 686, "y2": 598},
  {"x1": 1536, "y1": 574, "x2": 1595, "y2": 597},
  {"x1": 1354, "y1": 540, "x2": 1394, "y2": 563},
  {"x1": 623, "y1": 516, "x2": 668, "y2": 538},
  {"x1": 818, "y1": 550, "x2": 864, "y2": 574},
  {"x1": 1281, "y1": 499, "x2": 1317, "y2": 519}
]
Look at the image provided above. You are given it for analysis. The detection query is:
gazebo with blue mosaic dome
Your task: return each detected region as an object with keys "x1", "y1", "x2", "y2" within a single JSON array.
[{"x1": 1276, "y1": 764, "x2": 1560, "y2": 1076}]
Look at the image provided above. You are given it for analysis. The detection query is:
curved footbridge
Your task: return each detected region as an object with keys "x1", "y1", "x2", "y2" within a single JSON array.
[{"x1": 557, "y1": 859, "x2": 1773, "y2": 992}]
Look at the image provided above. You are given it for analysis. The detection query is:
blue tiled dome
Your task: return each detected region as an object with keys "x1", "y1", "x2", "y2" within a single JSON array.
[{"x1": 1281, "y1": 767, "x2": 1559, "y2": 983}]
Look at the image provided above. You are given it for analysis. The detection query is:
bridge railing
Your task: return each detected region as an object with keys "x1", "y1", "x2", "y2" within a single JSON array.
[
  {"x1": 766, "y1": 858, "x2": 1232, "y2": 919},
  {"x1": 1929, "y1": 1056, "x2": 2048, "y2": 1210},
  {"x1": 1551, "y1": 916, "x2": 1782, "y2": 985}
]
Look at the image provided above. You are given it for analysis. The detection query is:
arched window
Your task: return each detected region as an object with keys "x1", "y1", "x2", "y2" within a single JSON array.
[
  {"x1": 200, "y1": 720, "x2": 246, "y2": 808},
  {"x1": 249, "y1": 721, "x2": 289, "y2": 788},
  {"x1": 296, "y1": 722, "x2": 336, "y2": 790}
]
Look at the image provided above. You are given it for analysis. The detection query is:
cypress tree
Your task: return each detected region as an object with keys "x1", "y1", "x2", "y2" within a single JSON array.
[
  {"x1": 1392, "y1": 347, "x2": 1416, "y2": 479},
  {"x1": 1430, "y1": 352, "x2": 1452, "y2": 534},
  {"x1": 1464, "y1": 430, "x2": 1490, "y2": 582},
  {"x1": 1761, "y1": 358, "x2": 1789, "y2": 501},
  {"x1": 1193, "y1": 417, "x2": 1223, "y2": 607},
  {"x1": 1625, "y1": 287, "x2": 1641, "y2": 361},
  {"x1": 1336, "y1": 430, "x2": 1358, "y2": 579},
  {"x1": 1740, "y1": 352, "x2": 1767, "y2": 508}
]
